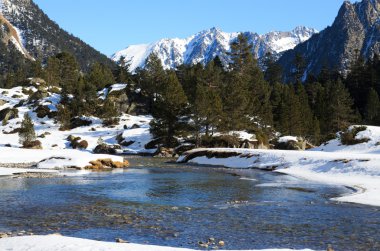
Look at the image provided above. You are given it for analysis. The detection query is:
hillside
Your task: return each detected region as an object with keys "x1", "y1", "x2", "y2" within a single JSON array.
[{"x1": 0, "y1": 0, "x2": 115, "y2": 71}]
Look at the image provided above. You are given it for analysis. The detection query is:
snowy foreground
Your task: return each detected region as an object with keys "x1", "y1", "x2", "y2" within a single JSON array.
[
  {"x1": 0, "y1": 235, "x2": 315, "y2": 251},
  {"x1": 178, "y1": 126, "x2": 380, "y2": 207}
]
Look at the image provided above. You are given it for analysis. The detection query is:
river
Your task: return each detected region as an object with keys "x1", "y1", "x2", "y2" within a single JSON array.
[{"x1": 0, "y1": 156, "x2": 379, "y2": 250}]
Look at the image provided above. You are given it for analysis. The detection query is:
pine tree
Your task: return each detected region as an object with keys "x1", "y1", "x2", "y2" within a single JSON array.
[
  {"x1": 286, "y1": 87, "x2": 303, "y2": 136},
  {"x1": 275, "y1": 85, "x2": 304, "y2": 136},
  {"x1": 115, "y1": 56, "x2": 132, "y2": 83},
  {"x1": 365, "y1": 88, "x2": 380, "y2": 124},
  {"x1": 55, "y1": 52, "x2": 80, "y2": 94},
  {"x1": 87, "y1": 62, "x2": 115, "y2": 90},
  {"x1": 271, "y1": 82, "x2": 285, "y2": 129},
  {"x1": 82, "y1": 79, "x2": 98, "y2": 115},
  {"x1": 228, "y1": 33, "x2": 253, "y2": 72},
  {"x1": 138, "y1": 53, "x2": 166, "y2": 113},
  {"x1": 57, "y1": 104, "x2": 72, "y2": 130},
  {"x1": 99, "y1": 98, "x2": 119, "y2": 126},
  {"x1": 293, "y1": 53, "x2": 306, "y2": 82},
  {"x1": 19, "y1": 113, "x2": 36, "y2": 146},
  {"x1": 100, "y1": 98, "x2": 119, "y2": 118},
  {"x1": 326, "y1": 80, "x2": 356, "y2": 133},
  {"x1": 30, "y1": 59, "x2": 43, "y2": 78},
  {"x1": 192, "y1": 83, "x2": 223, "y2": 144},
  {"x1": 176, "y1": 63, "x2": 204, "y2": 103},
  {"x1": 246, "y1": 60, "x2": 273, "y2": 129},
  {"x1": 264, "y1": 52, "x2": 283, "y2": 85},
  {"x1": 222, "y1": 72, "x2": 251, "y2": 131},
  {"x1": 294, "y1": 81, "x2": 314, "y2": 136},
  {"x1": 345, "y1": 56, "x2": 370, "y2": 116},
  {"x1": 45, "y1": 56, "x2": 60, "y2": 86},
  {"x1": 150, "y1": 71, "x2": 188, "y2": 147},
  {"x1": 312, "y1": 116, "x2": 321, "y2": 145}
]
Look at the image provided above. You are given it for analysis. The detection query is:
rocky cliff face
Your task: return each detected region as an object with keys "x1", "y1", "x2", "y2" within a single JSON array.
[
  {"x1": 279, "y1": 0, "x2": 380, "y2": 81},
  {"x1": 112, "y1": 26, "x2": 317, "y2": 71},
  {"x1": 0, "y1": 0, "x2": 114, "y2": 70}
]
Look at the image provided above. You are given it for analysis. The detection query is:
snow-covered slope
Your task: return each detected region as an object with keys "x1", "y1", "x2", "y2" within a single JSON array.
[
  {"x1": 313, "y1": 125, "x2": 380, "y2": 154},
  {"x1": 0, "y1": 84, "x2": 154, "y2": 155},
  {"x1": 112, "y1": 26, "x2": 317, "y2": 71}
]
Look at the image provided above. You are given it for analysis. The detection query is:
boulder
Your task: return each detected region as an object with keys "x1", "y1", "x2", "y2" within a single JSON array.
[
  {"x1": 145, "y1": 137, "x2": 179, "y2": 150},
  {"x1": 201, "y1": 135, "x2": 240, "y2": 148},
  {"x1": 0, "y1": 108, "x2": 18, "y2": 124},
  {"x1": 23, "y1": 140, "x2": 42, "y2": 150},
  {"x1": 28, "y1": 90, "x2": 49, "y2": 102},
  {"x1": 116, "y1": 133, "x2": 135, "y2": 147},
  {"x1": 174, "y1": 144, "x2": 195, "y2": 155},
  {"x1": 154, "y1": 147, "x2": 176, "y2": 158},
  {"x1": 0, "y1": 99, "x2": 7, "y2": 106},
  {"x1": 130, "y1": 124, "x2": 140, "y2": 129},
  {"x1": 93, "y1": 144, "x2": 119, "y2": 154},
  {"x1": 35, "y1": 105, "x2": 55, "y2": 119},
  {"x1": 274, "y1": 137, "x2": 306, "y2": 151},
  {"x1": 70, "y1": 117, "x2": 92, "y2": 129},
  {"x1": 85, "y1": 159, "x2": 129, "y2": 170},
  {"x1": 28, "y1": 77, "x2": 47, "y2": 87},
  {"x1": 67, "y1": 135, "x2": 88, "y2": 149},
  {"x1": 3, "y1": 128, "x2": 21, "y2": 134}
]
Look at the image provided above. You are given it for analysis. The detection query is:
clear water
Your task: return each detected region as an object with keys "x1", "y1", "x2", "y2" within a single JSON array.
[{"x1": 0, "y1": 156, "x2": 379, "y2": 251}]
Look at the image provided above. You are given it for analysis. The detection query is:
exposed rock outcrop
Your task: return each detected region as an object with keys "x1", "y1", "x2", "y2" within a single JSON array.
[{"x1": 279, "y1": 0, "x2": 380, "y2": 80}]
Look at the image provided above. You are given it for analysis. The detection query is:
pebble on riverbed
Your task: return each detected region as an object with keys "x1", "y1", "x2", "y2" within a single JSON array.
[
  {"x1": 326, "y1": 244, "x2": 335, "y2": 251},
  {"x1": 15, "y1": 172, "x2": 58, "y2": 179},
  {"x1": 0, "y1": 231, "x2": 35, "y2": 239},
  {"x1": 115, "y1": 238, "x2": 129, "y2": 243},
  {"x1": 198, "y1": 238, "x2": 225, "y2": 249},
  {"x1": 0, "y1": 233, "x2": 8, "y2": 238}
]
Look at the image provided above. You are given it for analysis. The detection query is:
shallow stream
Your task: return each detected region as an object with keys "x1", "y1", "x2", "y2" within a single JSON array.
[{"x1": 0, "y1": 157, "x2": 379, "y2": 250}]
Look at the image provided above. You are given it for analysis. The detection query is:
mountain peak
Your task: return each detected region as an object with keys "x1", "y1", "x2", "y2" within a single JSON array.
[{"x1": 209, "y1": 27, "x2": 221, "y2": 33}]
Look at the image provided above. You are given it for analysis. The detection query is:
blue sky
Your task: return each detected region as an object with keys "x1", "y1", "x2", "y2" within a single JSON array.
[{"x1": 33, "y1": 0, "x2": 352, "y2": 56}]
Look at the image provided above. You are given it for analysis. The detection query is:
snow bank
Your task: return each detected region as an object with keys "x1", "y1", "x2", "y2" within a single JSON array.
[
  {"x1": 178, "y1": 147, "x2": 380, "y2": 207},
  {"x1": 0, "y1": 235, "x2": 315, "y2": 251},
  {"x1": 0, "y1": 167, "x2": 58, "y2": 177},
  {"x1": 0, "y1": 147, "x2": 124, "y2": 170},
  {"x1": 278, "y1": 136, "x2": 298, "y2": 143},
  {"x1": 313, "y1": 125, "x2": 380, "y2": 154}
]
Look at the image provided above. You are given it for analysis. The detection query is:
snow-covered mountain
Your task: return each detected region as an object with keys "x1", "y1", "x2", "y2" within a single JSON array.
[{"x1": 112, "y1": 26, "x2": 318, "y2": 71}]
